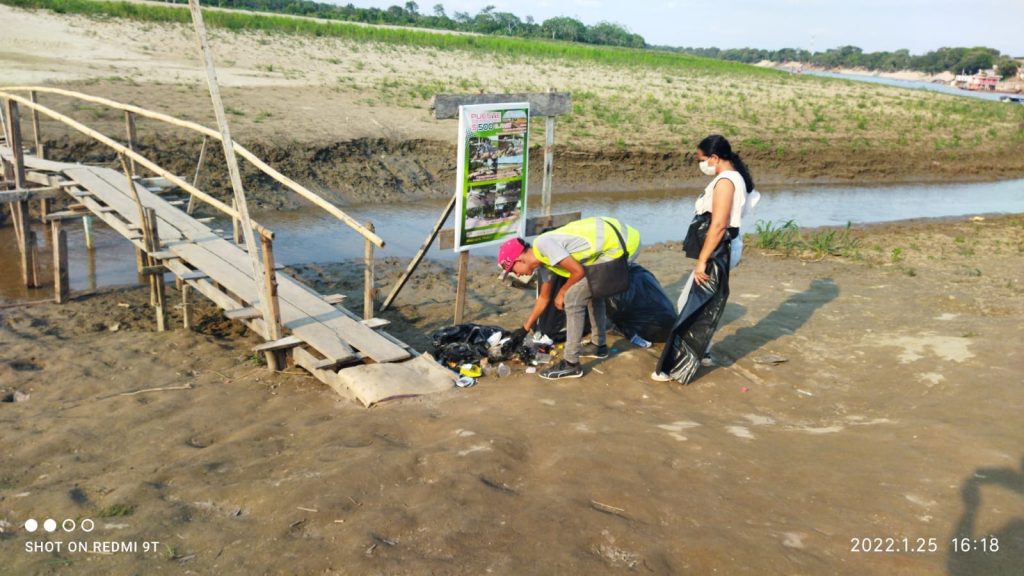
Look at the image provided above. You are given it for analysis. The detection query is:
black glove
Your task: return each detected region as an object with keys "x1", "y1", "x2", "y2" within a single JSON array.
[{"x1": 509, "y1": 327, "x2": 528, "y2": 347}]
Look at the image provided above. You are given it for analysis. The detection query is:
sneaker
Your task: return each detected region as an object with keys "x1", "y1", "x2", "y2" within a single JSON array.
[
  {"x1": 650, "y1": 371, "x2": 672, "y2": 382},
  {"x1": 540, "y1": 359, "x2": 583, "y2": 380},
  {"x1": 579, "y1": 343, "x2": 609, "y2": 359}
]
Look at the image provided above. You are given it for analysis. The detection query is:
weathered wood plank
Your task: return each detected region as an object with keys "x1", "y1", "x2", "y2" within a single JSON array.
[
  {"x1": 432, "y1": 92, "x2": 571, "y2": 119},
  {"x1": 252, "y1": 335, "x2": 303, "y2": 352}
]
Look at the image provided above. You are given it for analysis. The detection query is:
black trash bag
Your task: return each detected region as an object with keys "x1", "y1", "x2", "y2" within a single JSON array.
[
  {"x1": 434, "y1": 341, "x2": 487, "y2": 368},
  {"x1": 607, "y1": 263, "x2": 676, "y2": 343},
  {"x1": 431, "y1": 324, "x2": 504, "y2": 350},
  {"x1": 431, "y1": 323, "x2": 518, "y2": 367},
  {"x1": 534, "y1": 275, "x2": 591, "y2": 343}
]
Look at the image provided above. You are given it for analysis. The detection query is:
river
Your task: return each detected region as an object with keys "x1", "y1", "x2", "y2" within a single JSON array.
[{"x1": 1, "y1": 178, "x2": 1022, "y2": 302}]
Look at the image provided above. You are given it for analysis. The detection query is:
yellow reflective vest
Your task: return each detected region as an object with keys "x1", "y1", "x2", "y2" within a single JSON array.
[{"x1": 533, "y1": 217, "x2": 641, "y2": 278}]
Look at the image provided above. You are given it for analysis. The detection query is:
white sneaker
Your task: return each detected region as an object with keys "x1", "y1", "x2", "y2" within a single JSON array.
[{"x1": 650, "y1": 371, "x2": 671, "y2": 382}]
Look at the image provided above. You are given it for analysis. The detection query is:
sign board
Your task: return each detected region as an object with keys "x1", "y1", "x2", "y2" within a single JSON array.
[{"x1": 453, "y1": 103, "x2": 529, "y2": 251}]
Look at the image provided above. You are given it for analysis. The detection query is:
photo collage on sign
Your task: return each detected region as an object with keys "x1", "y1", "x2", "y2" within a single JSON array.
[{"x1": 456, "y1": 105, "x2": 529, "y2": 250}]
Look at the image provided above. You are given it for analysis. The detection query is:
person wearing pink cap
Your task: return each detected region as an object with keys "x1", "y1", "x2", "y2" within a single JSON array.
[{"x1": 497, "y1": 217, "x2": 640, "y2": 379}]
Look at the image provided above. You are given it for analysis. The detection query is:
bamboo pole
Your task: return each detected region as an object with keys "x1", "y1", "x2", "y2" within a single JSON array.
[
  {"x1": 124, "y1": 111, "x2": 138, "y2": 174},
  {"x1": 181, "y1": 283, "x2": 193, "y2": 330},
  {"x1": 29, "y1": 90, "x2": 42, "y2": 158},
  {"x1": 380, "y1": 194, "x2": 455, "y2": 311},
  {"x1": 83, "y1": 214, "x2": 94, "y2": 250},
  {"x1": 51, "y1": 220, "x2": 69, "y2": 304},
  {"x1": 119, "y1": 153, "x2": 149, "y2": 276},
  {"x1": 542, "y1": 115, "x2": 555, "y2": 217},
  {"x1": 454, "y1": 250, "x2": 469, "y2": 324},
  {"x1": 186, "y1": 136, "x2": 207, "y2": 215},
  {"x1": 0, "y1": 91, "x2": 274, "y2": 240},
  {"x1": 187, "y1": 0, "x2": 269, "y2": 339},
  {"x1": 259, "y1": 234, "x2": 283, "y2": 368},
  {"x1": 3, "y1": 98, "x2": 36, "y2": 287},
  {"x1": 364, "y1": 221, "x2": 375, "y2": 320},
  {"x1": 144, "y1": 207, "x2": 167, "y2": 332},
  {"x1": 1, "y1": 86, "x2": 383, "y2": 247}
]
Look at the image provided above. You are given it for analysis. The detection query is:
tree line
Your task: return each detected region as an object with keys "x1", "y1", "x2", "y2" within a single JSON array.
[
  {"x1": 660, "y1": 45, "x2": 1020, "y2": 79},
  {"x1": 165, "y1": 0, "x2": 1018, "y2": 78},
  {"x1": 170, "y1": 0, "x2": 645, "y2": 48}
]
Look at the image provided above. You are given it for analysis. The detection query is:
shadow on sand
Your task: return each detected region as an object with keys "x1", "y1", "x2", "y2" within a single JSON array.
[
  {"x1": 714, "y1": 277, "x2": 839, "y2": 366},
  {"x1": 947, "y1": 456, "x2": 1024, "y2": 575}
]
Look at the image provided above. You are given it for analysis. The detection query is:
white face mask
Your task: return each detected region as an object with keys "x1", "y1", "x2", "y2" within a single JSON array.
[{"x1": 699, "y1": 159, "x2": 717, "y2": 176}]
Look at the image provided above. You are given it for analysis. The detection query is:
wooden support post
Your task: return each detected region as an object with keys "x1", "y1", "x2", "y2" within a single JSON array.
[
  {"x1": 454, "y1": 250, "x2": 469, "y2": 324},
  {"x1": 29, "y1": 91, "x2": 43, "y2": 158},
  {"x1": 380, "y1": 194, "x2": 455, "y2": 311},
  {"x1": 4, "y1": 98, "x2": 37, "y2": 287},
  {"x1": 124, "y1": 111, "x2": 138, "y2": 174},
  {"x1": 29, "y1": 230, "x2": 39, "y2": 288},
  {"x1": 186, "y1": 136, "x2": 207, "y2": 215},
  {"x1": 189, "y1": 0, "x2": 269, "y2": 335},
  {"x1": 83, "y1": 215, "x2": 94, "y2": 250},
  {"x1": 364, "y1": 221, "x2": 375, "y2": 320},
  {"x1": 144, "y1": 207, "x2": 167, "y2": 332},
  {"x1": 259, "y1": 234, "x2": 283, "y2": 370},
  {"x1": 231, "y1": 198, "x2": 241, "y2": 244},
  {"x1": 181, "y1": 283, "x2": 193, "y2": 330},
  {"x1": 51, "y1": 220, "x2": 68, "y2": 303},
  {"x1": 542, "y1": 115, "x2": 555, "y2": 217}
]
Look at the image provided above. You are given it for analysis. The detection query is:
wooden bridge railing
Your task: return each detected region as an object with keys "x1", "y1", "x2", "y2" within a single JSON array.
[{"x1": 0, "y1": 86, "x2": 384, "y2": 248}]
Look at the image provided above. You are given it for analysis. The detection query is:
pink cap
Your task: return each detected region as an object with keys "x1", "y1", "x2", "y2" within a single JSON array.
[{"x1": 497, "y1": 237, "x2": 527, "y2": 277}]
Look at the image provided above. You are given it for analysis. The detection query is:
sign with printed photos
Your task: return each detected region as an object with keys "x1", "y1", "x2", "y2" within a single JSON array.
[{"x1": 453, "y1": 103, "x2": 529, "y2": 251}]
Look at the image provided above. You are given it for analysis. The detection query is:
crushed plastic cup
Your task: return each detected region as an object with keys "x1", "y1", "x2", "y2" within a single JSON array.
[
  {"x1": 534, "y1": 353, "x2": 552, "y2": 365},
  {"x1": 497, "y1": 363, "x2": 511, "y2": 378},
  {"x1": 455, "y1": 376, "x2": 476, "y2": 388},
  {"x1": 629, "y1": 334, "x2": 652, "y2": 348}
]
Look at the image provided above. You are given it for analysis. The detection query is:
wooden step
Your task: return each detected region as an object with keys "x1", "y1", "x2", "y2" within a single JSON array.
[
  {"x1": 252, "y1": 335, "x2": 303, "y2": 353},
  {"x1": 224, "y1": 307, "x2": 262, "y2": 320},
  {"x1": 361, "y1": 318, "x2": 390, "y2": 329}
]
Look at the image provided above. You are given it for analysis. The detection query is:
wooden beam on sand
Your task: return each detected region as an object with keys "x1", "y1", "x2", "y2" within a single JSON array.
[
  {"x1": 379, "y1": 194, "x2": 455, "y2": 312},
  {"x1": 432, "y1": 92, "x2": 571, "y2": 119}
]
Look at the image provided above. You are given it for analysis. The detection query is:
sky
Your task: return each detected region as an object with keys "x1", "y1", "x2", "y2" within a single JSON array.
[{"x1": 338, "y1": 0, "x2": 1024, "y2": 56}]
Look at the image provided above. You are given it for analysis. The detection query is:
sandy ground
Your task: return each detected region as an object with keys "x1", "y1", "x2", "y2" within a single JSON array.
[
  {"x1": 1, "y1": 215, "x2": 1022, "y2": 574},
  {"x1": 2, "y1": 4, "x2": 1024, "y2": 573}
]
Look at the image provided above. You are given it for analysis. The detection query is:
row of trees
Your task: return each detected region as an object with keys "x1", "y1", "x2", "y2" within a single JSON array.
[
  {"x1": 173, "y1": 1, "x2": 1019, "y2": 77},
  {"x1": 179, "y1": 0, "x2": 645, "y2": 48},
  {"x1": 663, "y1": 45, "x2": 1020, "y2": 79}
]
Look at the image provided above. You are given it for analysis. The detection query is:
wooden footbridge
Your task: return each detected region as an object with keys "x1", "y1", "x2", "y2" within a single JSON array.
[{"x1": 1, "y1": 87, "x2": 455, "y2": 406}]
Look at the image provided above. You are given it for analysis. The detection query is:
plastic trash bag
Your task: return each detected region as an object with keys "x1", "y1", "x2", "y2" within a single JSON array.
[
  {"x1": 431, "y1": 323, "x2": 518, "y2": 367},
  {"x1": 607, "y1": 263, "x2": 676, "y2": 343}
]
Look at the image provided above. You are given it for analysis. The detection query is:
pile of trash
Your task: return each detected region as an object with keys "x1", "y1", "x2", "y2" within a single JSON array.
[{"x1": 431, "y1": 324, "x2": 558, "y2": 387}]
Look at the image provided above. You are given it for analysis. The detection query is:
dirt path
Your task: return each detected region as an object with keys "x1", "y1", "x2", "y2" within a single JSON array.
[{"x1": 2, "y1": 216, "x2": 1022, "y2": 574}]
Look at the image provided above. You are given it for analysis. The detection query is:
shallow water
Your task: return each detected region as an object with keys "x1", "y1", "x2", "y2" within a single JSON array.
[
  {"x1": 2, "y1": 178, "x2": 1022, "y2": 302},
  {"x1": 801, "y1": 70, "x2": 1014, "y2": 102}
]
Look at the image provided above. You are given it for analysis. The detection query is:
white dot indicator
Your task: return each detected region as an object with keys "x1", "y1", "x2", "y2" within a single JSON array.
[
  {"x1": 24, "y1": 519, "x2": 38, "y2": 532},
  {"x1": 43, "y1": 519, "x2": 57, "y2": 532}
]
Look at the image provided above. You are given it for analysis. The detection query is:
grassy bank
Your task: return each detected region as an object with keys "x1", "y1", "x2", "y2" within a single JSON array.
[
  {"x1": 0, "y1": 0, "x2": 762, "y2": 74},
  {"x1": 4, "y1": 0, "x2": 1024, "y2": 182}
]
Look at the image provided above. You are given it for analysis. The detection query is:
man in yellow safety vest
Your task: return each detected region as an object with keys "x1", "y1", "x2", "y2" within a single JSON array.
[{"x1": 497, "y1": 217, "x2": 641, "y2": 379}]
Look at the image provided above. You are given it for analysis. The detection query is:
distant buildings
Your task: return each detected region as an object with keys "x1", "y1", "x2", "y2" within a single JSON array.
[{"x1": 952, "y1": 70, "x2": 1000, "y2": 91}]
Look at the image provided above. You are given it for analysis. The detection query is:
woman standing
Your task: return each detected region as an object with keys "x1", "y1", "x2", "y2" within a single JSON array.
[{"x1": 652, "y1": 135, "x2": 758, "y2": 384}]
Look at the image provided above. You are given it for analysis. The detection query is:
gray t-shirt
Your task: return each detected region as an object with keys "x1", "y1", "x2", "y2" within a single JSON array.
[{"x1": 534, "y1": 232, "x2": 591, "y2": 284}]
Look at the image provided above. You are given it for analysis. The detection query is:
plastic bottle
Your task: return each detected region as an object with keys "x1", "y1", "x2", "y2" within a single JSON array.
[
  {"x1": 497, "y1": 363, "x2": 511, "y2": 378},
  {"x1": 630, "y1": 334, "x2": 652, "y2": 348}
]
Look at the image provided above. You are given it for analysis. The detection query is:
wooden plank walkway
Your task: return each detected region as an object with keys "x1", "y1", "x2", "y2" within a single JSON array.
[{"x1": 0, "y1": 144, "x2": 447, "y2": 403}]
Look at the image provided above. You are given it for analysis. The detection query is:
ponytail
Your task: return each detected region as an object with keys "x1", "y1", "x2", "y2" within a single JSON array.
[{"x1": 731, "y1": 153, "x2": 755, "y2": 194}]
